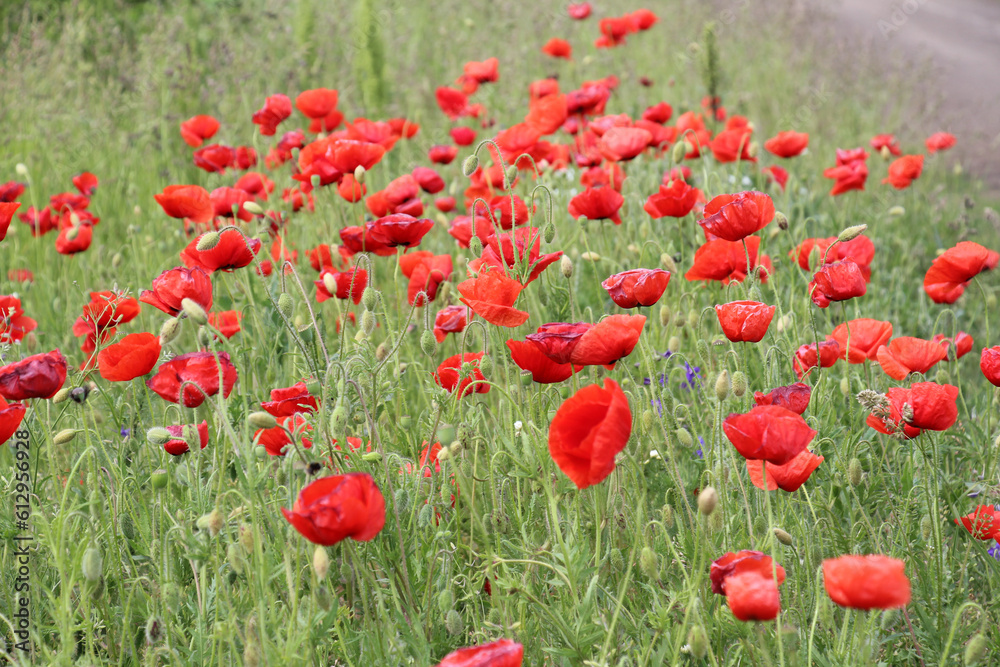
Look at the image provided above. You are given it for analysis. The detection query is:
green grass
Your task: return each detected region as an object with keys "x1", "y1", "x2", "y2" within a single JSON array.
[{"x1": 1, "y1": 0, "x2": 1000, "y2": 665}]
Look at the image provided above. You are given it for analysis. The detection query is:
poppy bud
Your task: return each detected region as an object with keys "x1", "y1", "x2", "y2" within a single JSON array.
[
  {"x1": 445, "y1": 609, "x2": 463, "y2": 635},
  {"x1": 662, "y1": 504, "x2": 675, "y2": 528},
  {"x1": 361, "y1": 451, "x2": 382, "y2": 462},
  {"x1": 462, "y1": 154, "x2": 479, "y2": 176},
  {"x1": 375, "y1": 342, "x2": 389, "y2": 361},
  {"x1": 889, "y1": 205, "x2": 906, "y2": 217},
  {"x1": 254, "y1": 445, "x2": 268, "y2": 459},
  {"x1": 243, "y1": 637, "x2": 261, "y2": 667},
  {"x1": 840, "y1": 377, "x2": 850, "y2": 395},
  {"x1": 417, "y1": 503, "x2": 434, "y2": 528},
  {"x1": 848, "y1": 458, "x2": 863, "y2": 486},
  {"x1": 360, "y1": 310, "x2": 376, "y2": 337},
  {"x1": 676, "y1": 428, "x2": 693, "y2": 448},
  {"x1": 659, "y1": 253, "x2": 677, "y2": 274},
  {"x1": 920, "y1": 514, "x2": 932, "y2": 541},
  {"x1": 181, "y1": 297, "x2": 208, "y2": 325},
  {"x1": 277, "y1": 292, "x2": 294, "y2": 319},
  {"x1": 247, "y1": 411, "x2": 278, "y2": 430},
  {"x1": 687, "y1": 625, "x2": 708, "y2": 660},
  {"x1": 698, "y1": 487, "x2": 718, "y2": 516},
  {"x1": 560, "y1": 255, "x2": 574, "y2": 278},
  {"x1": 243, "y1": 201, "x2": 264, "y2": 216},
  {"x1": 672, "y1": 141, "x2": 686, "y2": 163},
  {"x1": 964, "y1": 633, "x2": 988, "y2": 666},
  {"x1": 313, "y1": 545, "x2": 330, "y2": 579},
  {"x1": 668, "y1": 336, "x2": 681, "y2": 353},
  {"x1": 437, "y1": 589, "x2": 454, "y2": 613},
  {"x1": 145, "y1": 616, "x2": 163, "y2": 645},
  {"x1": 151, "y1": 469, "x2": 168, "y2": 490},
  {"x1": 542, "y1": 220, "x2": 556, "y2": 244},
  {"x1": 227, "y1": 543, "x2": 246, "y2": 575},
  {"x1": 479, "y1": 354, "x2": 493, "y2": 378},
  {"x1": 52, "y1": 387, "x2": 71, "y2": 404},
  {"x1": 159, "y1": 317, "x2": 182, "y2": 346},
  {"x1": 354, "y1": 165, "x2": 366, "y2": 184},
  {"x1": 504, "y1": 164, "x2": 518, "y2": 187},
  {"x1": 196, "y1": 232, "x2": 221, "y2": 251},
  {"x1": 310, "y1": 174, "x2": 321, "y2": 190},
  {"x1": 362, "y1": 287, "x2": 380, "y2": 312},
  {"x1": 837, "y1": 224, "x2": 867, "y2": 243},
  {"x1": 985, "y1": 207, "x2": 1000, "y2": 227},
  {"x1": 65, "y1": 226, "x2": 79, "y2": 241},
  {"x1": 53, "y1": 429, "x2": 77, "y2": 445},
  {"x1": 146, "y1": 427, "x2": 172, "y2": 446},
  {"x1": 935, "y1": 369, "x2": 950, "y2": 384},
  {"x1": 420, "y1": 329, "x2": 437, "y2": 356},
  {"x1": 82, "y1": 546, "x2": 102, "y2": 582},
  {"x1": 880, "y1": 145, "x2": 891, "y2": 159},
  {"x1": 659, "y1": 305, "x2": 670, "y2": 327},
  {"x1": 714, "y1": 371, "x2": 729, "y2": 401},
  {"x1": 776, "y1": 314, "x2": 792, "y2": 333},
  {"x1": 394, "y1": 488, "x2": 410, "y2": 513},
  {"x1": 773, "y1": 528, "x2": 793, "y2": 546},
  {"x1": 775, "y1": 211, "x2": 789, "y2": 230},
  {"x1": 746, "y1": 142, "x2": 759, "y2": 160},
  {"x1": 639, "y1": 546, "x2": 659, "y2": 580},
  {"x1": 641, "y1": 410, "x2": 655, "y2": 432},
  {"x1": 731, "y1": 371, "x2": 747, "y2": 397},
  {"x1": 15, "y1": 163, "x2": 28, "y2": 177},
  {"x1": 674, "y1": 309, "x2": 686, "y2": 328},
  {"x1": 580, "y1": 251, "x2": 601, "y2": 262},
  {"x1": 201, "y1": 509, "x2": 224, "y2": 537}
]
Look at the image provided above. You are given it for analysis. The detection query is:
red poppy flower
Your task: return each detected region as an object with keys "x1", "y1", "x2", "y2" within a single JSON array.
[
  {"x1": 567, "y1": 2, "x2": 591, "y2": 19},
  {"x1": 823, "y1": 148, "x2": 869, "y2": 195},
  {"x1": 710, "y1": 128, "x2": 755, "y2": 163},
  {"x1": 829, "y1": 319, "x2": 893, "y2": 363},
  {"x1": 925, "y1": 132, "x2": 956, "y2": 154},
  {"x1": 71, "y1": 172, "x2": 98, "y2": 196},
  {"x1": 256, "y1": 413, "x2": 313, "y2": 456},
  {"x1": 955, "y1": 505, "x2": 1000, "y2": 540},
  {"x1": 644, "y1": 180, "x2": 700, "y2": 219},
  {"x1": 339, "y1": 225, "x2": 395, "y2": 257},
  {"x1": 542, "y1": 37, "x2": 572, "y2": 59},
  {"x1": 295, "y1": 88, "x2": 339, "y2": 120},
  {"x1": 747, "y1": 449, "x2": 824, "y2": 492},
  {"x1": 180, "y1": 115, "x2": 220, "y2": 148},
  {"x1": 523, "y1": 321, "x2": 588, "y2": 363},
  {"x1": 908, "y1": 381, "x2": 958, "y2": 431},
  {"x1": 366, "y1": 213, "x2": 434, "y2": 250},
  {"x1": 251, "y1": 94, "x2": 292, "y2": 136},
  {"x1": 597, "y1": 127, "x2": 652, "y2": 162},
  {"x1": 883, "y1": 154, "x2": 923, "y2": 189},
  {"x1": 55, "y1": 224, "x2": 93, "y2": 255},
  {"x1": 715, "y1": 301, "x2": 775, "y2": 343},
  {"x1": 146, "y1": 351, "x2": 237, "y2": 408},
  {"x1": 870, "y1": 134, "x2": 901, "y2": 156},
  {"x1": 435, "y1": 196, "x2": 456, "y2": 213},
  {"x1": 480, "y1": 228, "x2": 562, "y2": 286},
  {"x1": 451, "y1": 126, "x2": 476, "y2": 146},
  {"x1": 429, "y1": 145, "x2": 458, "y2": 164},
  {"x1": 754, "y1": 383, "x2": 811, "y2": 414},
  {"x1": 569, "y1": 315, "x2": 645, "y2": 368},
  {"x1": 934, "y1": 332, "x2": 973, "y2": 360},
  {"x1": 96, "y1": 333, "x2": 161, "y2": 382},
  {"x1": 261, "y1": 381, "x2": 318, "y2": 417},
  {"x1": 710, "y1": 550, "x2": 786, "y2": 595},
  {"x1": 435, "y1": 639, "x2": 524, "y2": 667},
  {"x1": 433, "y1": 353, "x2": 490, "y2": 398},
  {"x1": 412, "y1": 167, "x2": 445, "y2": 194},
  {"x1": 981, "y1": 346, "x2": 1000, "y2": 386},
  {"x1": 316, "y1": 267, "x2": 367, "y2": 305},
  {"x1": 506, "y1": 339, "x2": 580, "y2": 384},
  {"x1": 0, "y1": 350, "x2": 68, "y2": 401},
  {"x1": 602, "y1": 269, "x2": 670, "y2": 308},
  {"x1": 0, "y1": 396, "x2": 26, "y2": 445},
  {"x1": 685, "y1": 237, "x2": 772, "y2": 284},
  {"x1": 726, "y1": 572, "x2": 780, "y2": 621},
  {"x1": 865, "y1": 387, "x2": 922, "y2": 439},
  {"x1": 823, "y1": 555, "x2": 910, "y2": 610},
  {"x1": 875, "y1": 337, "x2": 947, "y2": 381},
  {"x1": 180, "y1": 229, "x2": 261, "y2": 273},
  {"x1": 0, "y1": 295, "x2": 37, "y2": 344},
  {"x1": 435, "y1": 87, "x2": 476, "y2": 120},
  {"x1": 140, "y1": 267, "x2": 213, "y2": 317},
  {"x1": 0, "y1": 201, "x2": 20, "y2": 241},
  {"x1": 699, "y1": 191, "x2": 774, "y2": 242},
  {"x1": 400, "y1": 252, "x2": 453, "y2": 306},
  {"x1": 809, "y1": 259, "x2": 867, "y2": 308},
  {"x1": 763, "y1": 165, "x2": 789, "y2": 191},
  {"x1": 548, "y1": 378, "x2": 631, "y2": 489},
  {"x1": 458, "y1": 270, "x2": 530, "y2": 328},
  {"x1": 433, "y1": 305, "x2": 467, "y2": 343},
  {"x1": 192, "y1": 144, "x2": 235, "y2": 173},
  {"x1": 208, "y1": 310, "x2": 242, "y2": 339},
  {"x1": 723, "y1": 405, "x2": 817, "y2": 466},
  {"x1": 163, "y1": 421, "x2": 209, "y2": 456},
  {"x1": 282, "y1": 473, "x2": 385, "y2": 546},
  {"x1": 0, "y1": 181, "x2": 24, "y2": 203},
  {"x1": 923, "y1": 241, "x2": 1000, "y2": 304},
  {"x1": 155, "y1": 185, "x2": 213, "y2": 224},
  {"x1": 764, "y1": 131, "x2": 809, "y2": 158},
  {"x1": 793, "y1": 340, "x2": 839, "y2": 378},
  {"x1": 525, "y1": 93, "x2": 569, "y2": 136},
  {"x1": 234, "y1": 145, "x2": 257, "y2": 170}
]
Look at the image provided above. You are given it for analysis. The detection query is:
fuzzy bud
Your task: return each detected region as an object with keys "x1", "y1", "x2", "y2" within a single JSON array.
[
  {"x1": 312, "y1": 546, "x2": 330, "y2": 579},
  {"x1": 668, "y1": 336, "x2": 681, "y2": 353},
  {"x1": 698, "y1": 487, "x2": 718, "y2": 516},
  {"x1": 659, "y1": 305, "x2": 670, "y2": 327},
  {"x1": 52, "y1": 387, "x2": 71, "y2": 404},
  {"x1": 462, "y1": 154, "x2": 479, "y2": 176},
  {"x1": 660, "y1": 253, "x2": 677, "y2": 274},
  {"x1": 15, "y1": 163, "x2": 29, "y2": 177},
  {"x1": 846, "y1": 457, "x2": 862, "y2": 486},
  {"x1": 145, "y1": 616, "x2": 163, "y2": 645},
  {"x1": 277, "y1": 292, "x2": 294, "y2": 320},
  {"x1": 53, "y1": 429, "x2": 77, "y2": 445},
  {"x1": 417, "y1": 503, "x2": 434, "y2": 528},
  {"x1": 775, "y1": 211, "x2": 789, "y2": 230},
  {"x1": 888, "y1": 205, "x2": 906, "y2": 217},
  {"x1": 159, "y1": 317, "x2": 182, "y2": 346},
  {"x1": 935, "y1": 368, "x2": 950, "y2": 385},
  {"x1": 776, "y1": 314, "x2": 792, "y2": 333},
  {"x1": 837, "y1": 224, "x2": 867, "y2": 243},
  {"x1": 82, "y1": 546, "x2": 103, "y2": 582},
  {"x1": 437, "y1": 589, "x2": 454, "y2": 614},
  {"x1": 478, "y1": 354, "x2": 493, "y2": 378},
  {"x1": 445, "y1": 609, "x2": 463, "y2": 635},
  {"x1": 362, "y1": 287, "x2": 379, "y2": 312},
  {"x1": 420, "y1": 329, "x2": 437, "y2": 356},
  {"x1": 247, "y1": 411, "x2": 278, "y2": 430},
  {"x1": 181, "y1": 298, "x2": 208, "y2": 325},
  {"x1": 687, "y1": 625, "x2": 708, "y2": 660},
  {"x1": 560, "y1": 255, "x2": 574, "y2": 278},
  {"x1": 504, "y1": 164, "x2": 518, "y2": 187},
  {"x1": 920, "y1": 514, "x2": 933, "y2": 541},
  {"x1": 714, "y1": 370, "x2": 730, "y2": 401},
  {"x1": 731, "y1": 371, "x2": 747, "y2": 397},
  {"x1": 609, "y1": 547, "x2": 625, "y2": 571},
  {"x1": 353, "y1": 165, "x2": 366, "y2": 184},
  {"x1": 146, "y1": 427, "x2": 172, "y2": 446},
  {"x1": 639, "y1": 546, "x2": 659, "y2": 580},
  {"x1": 197, "y1": 509, "x2": 224, "y2": 538},
  {"x1": 773, "y1": 528, "x2": 793, "y2": 546},
  {"x1": 675, "y1": 428, "x2": 693, "y2": 448},
  {"x1": 641, "y1": 410, "x2": 655, "y2": 432},
  {"x1": 671, "y1": 141, "x2": 687, "y2": 163},
  {"x1": 580, "y1": 251, "x2": 601, "y2": 262},
  {"x1": 360, "y1": 310, "x2": 376, "y2": 337},
  {"x1": 196, "y1": 231, "x2": 221, "y2": 251},
  {"x1": 840, "y1": 376, "x2": 851, "y2": 396},
  {"x1": 661, "y1": 504, "x2": 675, "y2": 529},
  {"x1": 543, "y1": 221, "x2": 555, "y2": 243},
  {"x1": 376, "y1": 342, "x2": 389, "y2": 361},
  {"x1": 964, "y1": 633, "x2": 988, "y2": 666},
  {"x1": 227, "y1": 543, "x2": 246, "y2": 575},
  {"x1": 151, "y1": 469, "x2": 168, "y2": 490}
]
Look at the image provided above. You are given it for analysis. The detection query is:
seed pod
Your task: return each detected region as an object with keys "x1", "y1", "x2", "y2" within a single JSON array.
[
  {"x1": 181, "y1": 297, "x2": 208, "y2": 325},
  {"x1": 964, "y1": 633, "x2": 988, "y2": 666},
  {"x1": 731, "y1": 371, "x2": 747, "y2": 397},
  {"x1": 82, "y1": 546, "x2": 102, "y2": 582},
  {"x1": 53, "y1": 429, "x2": 77, "y2": 445},
  {"x1": 639, "y1": 547, "x2": 659, "y2": 581},
  {"x1": 420, "y1": 329, "x2": 437, "y2": 356},
  {"x1": 247, "y1": 411, "x2": 278, "y2": 430},
  {"x1": 313, "y1": 546, "x2": 330, "y2": 579},
  {"x1": 196, "y1": 231, "x2": 221, "y2": 251},
  {"x1": 773, "y1": 528, "x2": 793, "y2": 546},
  {"x1": 462, "y1": 154, "x2": 479, "y2": 176},
  {"x1": 560, "y1": 255, "x2": 574, "y2": 278},
  {"x1": 687, "y1": 625, "x2": 708, "y2": 660},
  {"x1": 445, "y1": 609, "x2": 463, "y2": 635},
  {"x1": 698, "y1": 487, "x2": 718, "y2": 516},
  {"x1": 714, "y1": 371, "x2": 730, "y2": 401}
]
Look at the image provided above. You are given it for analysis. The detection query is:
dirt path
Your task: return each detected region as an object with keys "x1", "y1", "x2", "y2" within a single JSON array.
[{"x1": 818, "y1": 0, "x2": 1000, "y2": 190}]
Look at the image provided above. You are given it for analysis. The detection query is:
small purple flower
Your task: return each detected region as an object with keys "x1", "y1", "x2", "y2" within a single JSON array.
[
  {"x1": 120, "y1": 427, "x2": 131, "y2": 439},
  {"x1": 695, "y1": 436, "x2": 705, "y2": 459},
  {"x1": 650, "y1": 398, "x2": 662, "y2": 416},
  {"x1": 989, "y1": 542, "x2": 1000, "y2": 561},
  {"x1": 681, "y1": 362, "x2": 702, "y2": 391}
]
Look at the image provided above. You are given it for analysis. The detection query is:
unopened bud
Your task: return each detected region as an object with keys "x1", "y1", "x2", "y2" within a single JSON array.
[
  {"x1": 639, "y1": 546, "x2": 659, "y2": 580},
  {"x1": 420, "y1": 329, "x2": 437, "y2": 356},
  {"x1": 437, "y1": 589, "x2": 454, "y2": 613},
  {"x1": 964, "y1": 633, "x2": 988, "y2": 666},
  {"x1": 580, "y1": 251, "x2": 601, "y2": 262},
  {"x1": 837, "y1": 224, "x2": 867, "y2": 243},
  {"x1": 196, "y1": 231, "x2": 221, "y2": 251},
  {"x1": 227, "y1": 543, "x2": 246, "y2": 575},
  {"x1": 146, "y1": 427, "x2": 172, "y2": 446},
  {"x1": 659, "y1": 305, "x2": 670, "y2": 327},
  {"x1": 353, "y1": 165, "x2": 366, "y2": 184},
  {"x1": 880, "y1": 145, "x2": 891, "y2": 160},
  {"x1": 462, "y1": 154, "x2": 479, "y2": 176},
  {"x1": 313, "y1": 546, "x2": 330, "y2": 579},
  {"x1": 840, "y1": 376, "x2": 850, "y2": 396},
  {"x1": 243, "y1": 201, "x2": 264, "y2": 215},
  {"x1": 675, "y1": 428, "x2": 693, "y2": 448},
  {"x1": 697, "y1": 486, "x2": 718, "y2": 516},
  {"x1": 848, "y1": 458, "x2": 863, "y2": 486},
  {"x1": 360, "y1": 310, "x2": 376, "y2": 336},
  {"x1": 687, "y1": 625, "x2": 708, "y2": 660},
  {"x1": 775, "y1": 211, "x2": 788, "y2": 230},
  {"x1": 560, "y1": 255, "x2": 574, "y2": 278},
  {"x1": 504, "y1": 164, "x2": 518, "y2": 187},
  {"x1": 660, "y1": 253, "x2": 677, "y2": 273},
  {"x1": 394, "y1": 488, "x2": 410, "y2": 513},
  {"x1": 197, "y1": 509, "x2": 224, "y2": 538},
  {"x1": 641, "y1": 410, "x2": 655, "y2": 432},
  {"x1": 714, "y1": 370, "x2": 730, "y2": 401},
  {"x1": 362, "y1": 287, "x2": 379, "y2": 312},
  {"x1": 731, "y1": 371, "x2": 747, "y2": 397},
  {"x1": 159, "y1": 317, "x2": 183, "y2": 346},
  {"x1": 53, "y1": 429, "x2": 77, "y2": 445},
  {"x1": 920, "y1": 514, "x2": 933, "y2": 541},
  {"x1": 773, "y1": 528, "x2": 793, "y2": 546},
  {"x1": 668, "y1": 336, "x2": 681, "y2": 353},
  {"x1": 181, "y1": 298, "x2": 208, "y2": 325},
  {"x1": 15, "y1": 163, "x2": 28, "y2": 176},
  {"x1": 310, "y1": 174, "x2": 321, "y2": 189},
  {"x1": 673, "y1": 310, "x2": 686, "y2": 328},
  {"x1": 776, "y1": 313, "x2": 792, "y2": 333},
  {"x1": 145, "y1": 616, "x2": 163, "y2": 645},
  {"x1": 82, "y1": 546, "x2": 102, "y2": 582},
  {"x1": 53, "y1": 387, "x2": 71, "y2": 404},
  {"x1": 478, "y1": 354, "x2": 493, "y2": 378},
  {"x1": 417, "y1": 503, "x2": 434, "y2": 528},
  {"x1": 376, "y1": 342, "x2": 389, "y2": 361},
  {"x1": 935, "y1": 369, "x2": 950, "y2": 385},
  {"x1": 277, "y1": 292, "x2": 294, "y2": 319},
  {"x1": 888, "y1": 205, "x2": 905, "y2": 217},
  {"x1": 445, "y1": 609, "x2": 463, "y2": 635},
  {"x1": 672, "y1": 141, "x2": 686, "y2": 163},
  {"x1": 543, "y1": 221, "x2": 555, "y2": 243},
  {"x1": 247, "y1": 411, "x2": 278, "y2": 430}
]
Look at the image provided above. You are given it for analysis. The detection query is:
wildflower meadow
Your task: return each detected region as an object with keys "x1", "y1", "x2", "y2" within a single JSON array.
[{"x1": 1, "y1": 0, "x2": 999, "y2": 665}]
